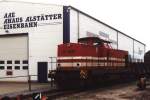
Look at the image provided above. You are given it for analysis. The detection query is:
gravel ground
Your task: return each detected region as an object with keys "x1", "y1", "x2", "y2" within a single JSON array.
[{"x1": 55, "y1": 82, "x2": 150, "y2": 100}]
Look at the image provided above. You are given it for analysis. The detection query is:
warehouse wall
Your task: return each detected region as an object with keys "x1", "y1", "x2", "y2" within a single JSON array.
[
  {"x1": 70, "y1": 9, "x2": 118, "y2": 49},
  {"x1": 0, "y1": 1, "x2": 63, "y2": 80},
  {"x1": 118, "y1": 33, "x2": 133, "y2": 58},
  {"x1": 70, "y1": 9, "x2": 78, "y2": 43},
  {"x1": 134, "y1": 41, "x2": 145, "y2": 62},
  {"x1": 69, "y1": 7, "x2": 145, "y2": 61}
]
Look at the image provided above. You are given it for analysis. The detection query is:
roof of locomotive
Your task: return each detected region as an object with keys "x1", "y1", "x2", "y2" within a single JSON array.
[{"x1": 78, "y1": 37, "x2": 111, "y2": 44}]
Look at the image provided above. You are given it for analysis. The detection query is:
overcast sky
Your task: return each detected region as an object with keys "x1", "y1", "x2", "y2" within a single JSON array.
[{"x1": 3, "y1": 0, "x2": 150, "y2": 51}]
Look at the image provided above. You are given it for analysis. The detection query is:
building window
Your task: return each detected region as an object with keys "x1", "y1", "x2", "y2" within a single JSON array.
[
  {"x1": 15, "y1": 60, "x2": 20, "y2": 64},
  {"x1": 0, "y1": 61, "x2": 4, "y2": 64},
  {"x1": 23, "y1": 60, "x2": 28, "y2": 64},
  {"x1": 15, "y1": 66, "x2": 20, "y2": 70},
  {"x1": 7, "y1": 60, "x2": 12, "y2": 64},
  {"x1": 23, "y1": 66, "x2": 28, "y2": 70},
  {"x1": 7, "y1": 66, "x2": 12, "y2": 70},
  {"x1": 0, "y1": 66, "x2": 4, "y2": 70}
]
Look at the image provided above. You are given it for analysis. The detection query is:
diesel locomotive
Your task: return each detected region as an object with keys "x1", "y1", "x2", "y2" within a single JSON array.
[{"x1": 49, "y1": 37, "x2": 149, "y2": 88}]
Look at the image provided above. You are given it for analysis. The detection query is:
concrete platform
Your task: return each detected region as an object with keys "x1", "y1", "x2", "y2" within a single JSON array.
[{"x1": 0, "y1": 82, "x2": 54, "y2": 97}]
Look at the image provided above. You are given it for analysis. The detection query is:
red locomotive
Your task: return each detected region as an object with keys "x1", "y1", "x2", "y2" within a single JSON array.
[{"x1": 53, "y1": 37, "x2": 130, "y2": 87}]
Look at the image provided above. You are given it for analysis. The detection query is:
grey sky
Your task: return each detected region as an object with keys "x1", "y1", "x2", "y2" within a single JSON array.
[{"x1": 2, "y1": 0, "x2": 150, "y2": 51}]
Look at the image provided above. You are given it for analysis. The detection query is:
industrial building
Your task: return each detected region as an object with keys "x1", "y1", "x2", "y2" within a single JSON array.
[{"x1": 0, "y1": 1, "x2": 145, "y2": 82}]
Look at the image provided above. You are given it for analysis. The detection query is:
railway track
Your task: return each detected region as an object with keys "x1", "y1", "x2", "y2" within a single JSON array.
[
  {"x1": 45, "y1": 80, "x2": 136, "y2": 99},
  {"x1": 17, "y1": 88, "x2": 85, "y2": 100},
  {"x1": 0, "y1": 88, "x2": 84, "y2": 100},
  {"x1": 0, "y1": 79, "x2": 140, "y2": 100},
  {"x1": 45, "y1": 89, "x2": 83, "y2": 99}
]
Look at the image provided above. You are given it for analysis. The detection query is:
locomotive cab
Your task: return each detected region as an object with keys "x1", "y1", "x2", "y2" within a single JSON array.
[{"x1": 78, "y1": 37, "x2": 112, "y2": 48}]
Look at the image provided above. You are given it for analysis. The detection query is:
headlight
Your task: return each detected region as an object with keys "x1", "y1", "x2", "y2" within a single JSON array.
[{"x1": 77, "y1": 63, "x2": 80, "y2": 66}]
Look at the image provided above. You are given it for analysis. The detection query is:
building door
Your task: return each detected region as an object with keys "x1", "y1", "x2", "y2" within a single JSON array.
[
  {"x1": 38, "y1": 62, "x2": 48, "y2": 83},
  {"x1": 0, "y1": 33, "x2": 28, "y2": 80}
]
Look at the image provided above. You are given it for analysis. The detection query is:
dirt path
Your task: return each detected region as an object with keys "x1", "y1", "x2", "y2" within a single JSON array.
[{"x1": 56, "y1": 82, "x2": 150, "y2": 100}]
